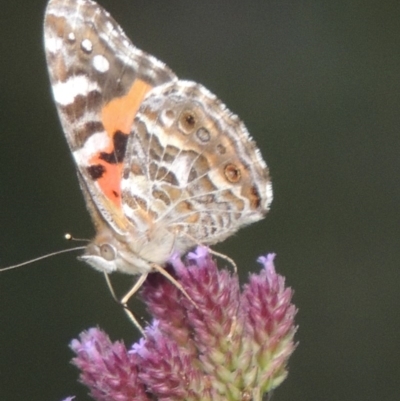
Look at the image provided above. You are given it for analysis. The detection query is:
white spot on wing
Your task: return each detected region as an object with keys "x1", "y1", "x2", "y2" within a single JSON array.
[
  {"x1": 52, "y1": 75, "x2": 100, "y2": 106},
  {"x1": 106, "y1": 21, "x2": 114, "y2": 33},
  {"x1": 81, "y1": 38, "x2": 93, "y2": 53},
  {"x1": 173, "y1": 155, "x2": 192, "y2": 186},
  {"x1": 93, "y1": 54, "x2": 109, "y2": 73},
  {"x1": 266, "y1": 182, "x2": 273, "y2": 209},
  {"x1": 160, "y1": 109, "x2": 176, "y2": 127},
  {"x1": 46, "y1": 37, "x2": 63, "y2": 53},
  {"x1": 74, "y1": 131, "x2": 110, "y2": 166}
]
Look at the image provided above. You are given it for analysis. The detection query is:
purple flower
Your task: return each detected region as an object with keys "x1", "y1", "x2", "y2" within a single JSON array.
[
  {"x1": 70, "y1": 329, "x2": 147, "y2": 401},
  {"x1": 69, "y1": 247, "x2": 297, "y2": 401}
]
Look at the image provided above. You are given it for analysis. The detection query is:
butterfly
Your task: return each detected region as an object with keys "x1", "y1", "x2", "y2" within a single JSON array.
[{"x1": 44, "y1": 0, "x2": 272, "y2": 324}]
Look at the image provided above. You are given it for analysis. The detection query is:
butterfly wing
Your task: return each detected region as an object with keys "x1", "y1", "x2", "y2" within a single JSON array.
[
  {"x1": 44, "y1": 0, "x2": 177, "y2": 234},
  {"x1": 121, "y1": 81, "x2": 273, "y2": 255}
]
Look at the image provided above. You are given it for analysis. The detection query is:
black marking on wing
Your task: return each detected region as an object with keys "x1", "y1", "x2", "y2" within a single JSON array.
[
  {"x1": 99, "y1": 131, "x2": 128, "y2": 164},
  {"x1": 87, "y1": 164, "x2": 106, "y2": 180}
]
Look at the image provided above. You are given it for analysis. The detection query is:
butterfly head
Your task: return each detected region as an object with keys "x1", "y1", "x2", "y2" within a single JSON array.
[
  {"x1": 79, "y1": 226, "x2": 154, "y2": 275},
  {"x1": 79, "y1": 224, "x2": 177, "y2": 276}
]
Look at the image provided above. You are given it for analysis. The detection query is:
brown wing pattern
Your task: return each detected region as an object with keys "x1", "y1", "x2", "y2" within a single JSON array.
[{"x1": 121, "y1": 81, "x2": 273, "y2": 253}]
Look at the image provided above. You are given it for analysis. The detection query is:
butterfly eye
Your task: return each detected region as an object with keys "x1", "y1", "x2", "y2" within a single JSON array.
[{"x1": 100, "y1": 244, "x2": 116, "y2": 261}]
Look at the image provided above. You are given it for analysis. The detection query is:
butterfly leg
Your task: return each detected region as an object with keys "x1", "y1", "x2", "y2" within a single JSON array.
[
  {"x1": 103, "y1": 272, "x2": 148, "y2": 337},
  {"x1": 206, "y1": 248, "x2": 238, "y2": 273},
  {"x1": 151, "y1": 263, "x2": 198, "y2": 309},
  {"x1": 180, "y1": 232, "x2": 238, "y2": 272},
  {"x1": 120, "y1": 273, "x2": 149, "y2": 305}
]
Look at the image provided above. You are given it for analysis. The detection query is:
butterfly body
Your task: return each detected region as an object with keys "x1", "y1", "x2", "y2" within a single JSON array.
[{"x1": 44, "y1": 0, "x2": 273, "y2": 277}]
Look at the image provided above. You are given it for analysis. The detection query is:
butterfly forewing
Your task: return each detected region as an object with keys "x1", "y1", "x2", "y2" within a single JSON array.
[{"x1": 44, "y1": 0, "x2": 176, "y2": 232}]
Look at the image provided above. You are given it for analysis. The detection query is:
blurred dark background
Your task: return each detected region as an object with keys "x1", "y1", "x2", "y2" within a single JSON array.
[{"x1": 1, "y1": 1, "x2": 399, "y2": 400}]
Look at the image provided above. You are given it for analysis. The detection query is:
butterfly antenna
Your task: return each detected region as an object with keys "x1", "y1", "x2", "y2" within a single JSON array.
[
  {"x1": 64, "y1": 233, "x2": 90, "y2": 242},
  {"x1": 0, "y1": 246, "x2": 86, "y2": 272}
]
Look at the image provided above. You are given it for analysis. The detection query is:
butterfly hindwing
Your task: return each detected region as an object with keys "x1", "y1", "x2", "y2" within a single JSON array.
[{"x1": 121, "y1": 81, "x2": 272, "y2": 252}]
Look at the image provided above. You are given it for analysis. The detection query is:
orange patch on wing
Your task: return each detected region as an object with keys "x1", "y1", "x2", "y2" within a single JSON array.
[
  {"x1": 102, "y1": 79, "x2": 153, "y2": 135},
  {"x1": 94, "y1": 163, "x2": 122, "y2": 204},
  {"x1": 89, "y1": 79, "x2": 153, "y2": 208}
]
